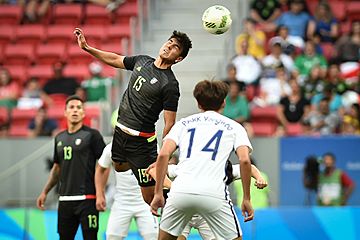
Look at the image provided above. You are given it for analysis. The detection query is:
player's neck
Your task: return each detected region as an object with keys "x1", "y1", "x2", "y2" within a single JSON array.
[
  {"x1": 67, "y1": 122, "x2": 83, "y2": 133},
  {"x1": 154, "y1": 57, "x2": 172, "y2": 69}
]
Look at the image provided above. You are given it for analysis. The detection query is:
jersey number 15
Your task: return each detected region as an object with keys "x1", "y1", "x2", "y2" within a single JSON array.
[{"x1": 186, "y1": 128, "x2": 223, "y2": 161}]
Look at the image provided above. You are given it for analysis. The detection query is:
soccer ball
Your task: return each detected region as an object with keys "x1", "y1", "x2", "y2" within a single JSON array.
[{"x1": 202, "y1": 5, "x2": 232, "y2": 35}]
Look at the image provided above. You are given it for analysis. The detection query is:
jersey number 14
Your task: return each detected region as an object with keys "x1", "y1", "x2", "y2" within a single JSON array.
[{"x1": 186, "y1": 128, "x2": 223, "y2": 161}]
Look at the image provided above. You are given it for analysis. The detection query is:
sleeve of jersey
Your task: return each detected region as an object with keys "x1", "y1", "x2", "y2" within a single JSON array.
[
  {"x1": 123, "y1": 55, "x2": 141, "y2": 70},
  {"x1": 91, "y1": 130, "x2": 106, "y2": 159},
  {"x1": 233, "y1": 124, "x2": 253, "y2": 153},
  {"x1": 167, "y1": 164, "x2": 179, "y2": 178},
  {"x1": 163, "y1": 121, "x2": 182, "y2": 146},
  {"x1": 162, "y1": 77, "x2": 180, "y2": 111},
  {"x1": 98, "y1": 143, "x2": 112, "y2": 168}
]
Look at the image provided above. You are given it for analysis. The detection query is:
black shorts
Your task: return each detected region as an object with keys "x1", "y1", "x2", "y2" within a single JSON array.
[
  {"x1": 112, "y1": 126, "x2": 157, "y2": 187},
  {"x1": 58, "y1": 199, "x2": 98, "y2": 240}
]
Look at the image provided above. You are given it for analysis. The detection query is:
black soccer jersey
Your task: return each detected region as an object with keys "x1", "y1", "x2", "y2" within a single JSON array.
[
  {"x1": 53, "y1": 126, "x2": 106, "y2": 197},
  {"x1": 118, "y1": 55, "x2": 180, "y2": 133}
]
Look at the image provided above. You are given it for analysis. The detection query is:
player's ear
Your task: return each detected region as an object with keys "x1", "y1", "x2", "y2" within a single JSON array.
[
  {"x1": 221, "y1": 100, "x2": 226, "y2": 109},
  {"x1": 174, "y1": 57, "x2": 183, "y2": 63}
]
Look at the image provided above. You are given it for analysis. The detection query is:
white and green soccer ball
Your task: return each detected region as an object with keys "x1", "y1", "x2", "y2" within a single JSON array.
[{"x1": 202, "y1": 5, "x2": 232, "y2": 35}]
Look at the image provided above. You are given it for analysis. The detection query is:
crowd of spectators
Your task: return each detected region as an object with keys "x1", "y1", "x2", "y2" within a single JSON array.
[{"x1": 225, "y1": 0, "x2": 360, "y2": 137}]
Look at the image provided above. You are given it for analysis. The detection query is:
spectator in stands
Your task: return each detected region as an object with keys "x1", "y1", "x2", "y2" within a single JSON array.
[
  {"x1": 223, "y1": 81, "x2": 252, "y2": 134},
  {"x1": 253, "y1": 63, "x2": 291, "y2": 107},
  {"x1": 250, "y1": 0, "x2": 282, "y2": 25},
  {"x1": 318, "y1": 152, "x2": 355, "y2": 206},
  {"x1": 326, "y1": 62, "x2": 348, "y2": 96},
  {"x1": 222, "y1": 63, "x2": 238, "y2": 85},
  {"x1": 81, "y1": 61, "x2": 114, "y2": 102},
  {"x1": 0, "y1": 67, "x2": 20, "y2": 109},
  {"x1": 294, "y1": 41, "x2": 327, "y2": 84},
  {"x1": 307, "y1": 2, "x2": 339, "y2": 43},
  {"x1": 302, "y1": 97, "x2": 340, "y2": 135},
  {"x1": 335, "y1": 20, "x2": 360, "y2": 63},
  {"x1": 271, "y1": 26, "x2": 298, "y2": 56},
  {"x1": 269, "y1": 0, "x2": 310, "y2": 48},
  {"x1": 262, "y1": 37, "x2": 295, "y2": 78},
  {"x1": 28, "y1": 106, "x2": 58, "y2": 138},
  {"x1": 232, "y1": 39, "x2": 262, "y2": 85},
  {"x1": 17, "y1": 77, "x2": 51, "y2": 109},
  {"x1": 302, "y1": 65, "x2": 326, "y2": 101},
  {"x1": 311, "y1": 84, "x2": 343, "y2": 113},
  {"x1": 341, "y1": 103, "x2": 360, "y2": 135},
  {"x1": 235, "y1": 17, "x2": 266, "y2": 59},
  {"x1": 303, "y1": 155, "x2": 319, "y2": 206},
  {"x1": 23, "y1": 0, "x2": 50, "y2": 23},
  {"x1": 277, "y1": 78, "x2": 310, "y2": 135},
  {"x1": 43, "y1": 62, "x2": 79, "y2": 97}
]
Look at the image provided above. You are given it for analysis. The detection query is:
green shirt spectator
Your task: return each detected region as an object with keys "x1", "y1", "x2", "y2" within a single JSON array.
[{"x1": 222, "y1": 81, "x2": 250, "y2": 123}]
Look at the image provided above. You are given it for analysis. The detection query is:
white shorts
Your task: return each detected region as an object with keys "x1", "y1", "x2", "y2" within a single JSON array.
[
  {"x1": 160, "y1": 193, "x2": 242, "y2": 239},
  {"x1": 106, "y1": 201, "x2": 158, "y2": 239},
  {"x1": 181, "y1": 215, "x2": 216, "y2": 240}
]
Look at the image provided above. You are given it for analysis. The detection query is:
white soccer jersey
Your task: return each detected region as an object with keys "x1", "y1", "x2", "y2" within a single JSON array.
[
  {"x1": 164, "y1": 111, "x2": 252, "y2": 199},
  {"x1": 98, "y1": 143, "x2": 147, "y2": 205}
]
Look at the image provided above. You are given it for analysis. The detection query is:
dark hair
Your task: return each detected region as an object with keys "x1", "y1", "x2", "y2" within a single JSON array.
[
  {"x1": 65, "y1": 95, "x2": 84, "y2": 106},
  {"x1": 303, "y1": 155, "x2": 319, "y2": 190},
  {"x1": 193, "y1": 80, "x2": 229, "y2": 111},
  {"x1": 323, "y1": 152, "x2": 336, "y2": 161},
  {"x1": 169, "y1": 30, "x2": 192, "y2": 59}
]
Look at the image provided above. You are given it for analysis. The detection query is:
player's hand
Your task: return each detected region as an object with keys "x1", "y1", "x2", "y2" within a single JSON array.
[
  {"x1": 150, "y1": 193, "x2": 164, "y2": 217},
  {"x1": 73, "y1": 28, "x2": 88, "y2": 50},
  {"x1": 145, "y1": 162, "x2": 156, "y2": 181},
  {"x1": 36, "y1": 192, "x2": 47, "y2": 210},
  {"x1": 255, "y1": 177, "x2": 268, "y2": 189},
  {"x1": 96, "y1": 194, "x2": 106, "y2": 212},
  {"x1": 241, "y1": 199, "x2": 254, "y2": 222}
]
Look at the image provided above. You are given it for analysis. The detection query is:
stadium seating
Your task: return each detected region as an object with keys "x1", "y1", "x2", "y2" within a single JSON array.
[
  {"x1": 4, "y1": 44, "x2": 34, "y2": 67},
  {"x1": 113, "y1": 1, "x2": 138, "y2": 24},
  {"x1": 0, "y1": 26, "x2": 15, "y2": 46},
  {"x1": 63, "y1": 64, "x2": 90, "y2": 82},
  {"x1": 8, "y1": 108, "x2": 37, "y2": 137},
  {"x1": 35, "y1": 43, "x2": 66, "y2": 65},
  {"x1": 320, "y1": 43, "x2": 335, "y2": 61},
  {"x1": 5, "y1": 65, "x2": 28, "y2": 84},
  {"x1": 84, "y1": 4, "x2": 113, "y2": 25},
  {"x1": 100, "y1": 43, "x2": 124, "y2": 55},
  {"x1": 0, "y1": 5, "x2": 22, "y2": 25},
  {"x1": 79, "y1": 25, "x2": 106, "y2": 47},
  {"x1": 250, "y1": 106, "x2": 278, "y2": 137},
  {"x1": 52, "y1": 4, "x2": 83, "y2": 25},
  {"x1": 48, "y1": 93, "x2": 68, "y2": 107},
  {"x1": 105, "y1": 24, "x2": 131, "y2": 45},
  {"x1": 328, "y1": 1, "x2": 346, "y2": 21},
  {"x1": 286, "y1": 123, "x2": 303, "y2": 136},
  {"x1": 0, "y1": 107, "x2": 9, "y2": 126},
  {"x1": 66, "y1": 45, "x2": 95, "y2": 65},
  {"x1": 27, "y1": 65, "x2": 54, "y2": 86},
  {"x1": 46, "y1": 25, "x2": 75, "y2": 45},
  {"x1": 251, "y1": 122, "x2": 277, "y2": 137},
  {"x1": 347, "y1": 1, "x2": 360, "y2": 22},
  {"x1": 15, "y1": 25, "x2": 46, "y2": 47}
]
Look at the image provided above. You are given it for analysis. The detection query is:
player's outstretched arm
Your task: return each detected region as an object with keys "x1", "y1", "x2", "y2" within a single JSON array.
[
  {"x1": 74, "y1": 28, "x2": 126, "y2": 69},
  {"x1": 150, "y1": 139, "x2": 177, "y2": 216},
  {"x1": 36, "y1": 163, "x2": 60, "y2": 210},
  {"x1": 95, "y1": 164, "x2": 110, "y2": 211},
  {"x1": 236, "y1": 146, "x2": 254, "y2": 222}
]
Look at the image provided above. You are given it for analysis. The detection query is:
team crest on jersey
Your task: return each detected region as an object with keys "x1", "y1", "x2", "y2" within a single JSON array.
[
  {"x1": 75, "y1": 139, "x2": 82, "y2": 145},
  {"x1": 150, "y1": 78, "x2": 158, "y2": 84},
  {"x1": 136, "y1": 66, "x2": 142, "y2": 71},
  {"x1": 57, "y1": 141, "x2": 62, "y2": 147}
]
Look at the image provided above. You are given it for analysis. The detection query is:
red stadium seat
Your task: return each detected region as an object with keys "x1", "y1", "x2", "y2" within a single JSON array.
[
  {"x1": 15, "y1": 25, "x2": 46, "y2": 46},
  {"x1": 251, "y1": 122, "x2": 277, "y2": 137},
  {"x1": 5, "y1": 65, "x2": 28, "y2": 84},
  {"x1": 102, "y1": 64, "x2": 117, "y2": 78},
  {"x1": 4, "y1": 44, "x2": 34, "y2": 67},
  {"x1": 79, "y1": 25, "x2": 105, "y2": 46},
  {"x1": 0, "y1": 107, "x2": 9, "y2": 126},
  {"x1": 113, "y1": 1, "x2": 138, "y2": 24},
  {"x1": 66, "y1": 45, "x2": 94, "y2": 65},
  {"x1": 47, "y1": 105, "x2": 65, "y2": 120},
  {"x1": 63, "y1": 64, "x2": 90, "y2": 82},
  {"x1": 85, "y1": 105, "x2": 101, "y2": 129},
  {"x1": 0, "y1": 26, "x2": 15, "y2": 46},
  {"x1": 306, "y1": 0, "x2": 319, "y2": 15},
  {"x1": 0, "y1": 5, "x2": 22, "y2": 25},
  {"x1": 105, "y1": 24, "x2": 131, "y2": 45},
  {"x1": 100, "y1": 43, "x2": 124, "y2": 55},
  {"x1": 328, "y1": 1, "x2": 346, "y2": 21},
  {"x1": 347, "y1": 1, "x2": 360, "y2": 22},
  {"x1": 9, "y1": 108, "x2": 37, "y2": 137},
  {"x1": 46, "y1": 25, "x2": 75, "y2": 45},
  {"x1": 320, "y1": 43, "x2": 335, "y2": 61},
  {"x1": 48, "y1": 93, "x2": 68, "y2": 106},
  {"x1": 286, "y1": 123, "x2": 303, "y2": 136},
  {"x1": 35, "y1": 43, "x2": 66, "y2": 65},
  {"x1": 52, "y1": 4, "x2": 83, "y2": 25},
  {"x1": 28, "y1": 65, "x2": 54, "y2": 86},
  {"x1": 251, "y1": 106, "x2": 278, "y2": 123},
  {"x1": 84, "y1": 4, "x2": 112, "y2": 25}
]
